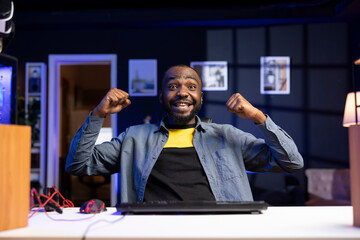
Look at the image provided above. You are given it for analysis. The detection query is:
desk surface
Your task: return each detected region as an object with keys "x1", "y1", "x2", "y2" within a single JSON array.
[{"x1": 1, "y1": 206, "x2": 360, "y2": 240}]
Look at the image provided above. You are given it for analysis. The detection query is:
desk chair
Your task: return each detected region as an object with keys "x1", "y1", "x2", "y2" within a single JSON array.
[
  {"x1": 305, "y1": 168, "x2": 350, "y2": 206},
  {"x1": 200, "y1": 118, "x2": 212, "y2": 123}
]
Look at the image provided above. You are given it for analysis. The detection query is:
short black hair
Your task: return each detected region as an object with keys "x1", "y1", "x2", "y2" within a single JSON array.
[{"x1": 160, "y1": 64, "x2": 203, "y2": 90}]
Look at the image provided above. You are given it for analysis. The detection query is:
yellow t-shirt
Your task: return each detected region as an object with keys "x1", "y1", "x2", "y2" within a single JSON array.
[
  {"x1": 144, "y1": 125, "x2": 215, "y2": 201},
  {"x1": 164, "y1": 127, "x2": 195, "y2": 148}
]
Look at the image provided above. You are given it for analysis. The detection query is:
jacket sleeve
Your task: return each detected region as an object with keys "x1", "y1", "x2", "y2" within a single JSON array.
[
  {"x1": 242, "y1": 115, "x2": 304, "y2": 173},
  {"x1": 65, "y1": 112, "x2": 123, "y2": 176}
]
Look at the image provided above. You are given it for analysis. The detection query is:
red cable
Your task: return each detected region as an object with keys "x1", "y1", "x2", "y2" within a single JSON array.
[
  {"x1": 29, "y1": 186, "x2": 75, "y2": 218},
  {"x1": 29, "y1": 186, "x2": 101, "y2": 222}
]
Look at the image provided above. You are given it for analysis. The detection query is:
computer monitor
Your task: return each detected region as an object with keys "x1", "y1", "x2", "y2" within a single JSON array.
[{"x1": 0, "y1": 53, "x2": 17, "y2": 124}]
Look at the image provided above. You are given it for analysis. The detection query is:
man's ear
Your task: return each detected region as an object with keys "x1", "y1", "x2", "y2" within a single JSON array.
[{"x1": 201, "y1": 91, "x2": 204, "y2": 104}]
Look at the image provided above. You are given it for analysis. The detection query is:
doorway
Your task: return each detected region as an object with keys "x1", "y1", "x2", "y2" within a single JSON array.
[{"x1": 47, "y1": 54, "x2": 118, "y2": 206}]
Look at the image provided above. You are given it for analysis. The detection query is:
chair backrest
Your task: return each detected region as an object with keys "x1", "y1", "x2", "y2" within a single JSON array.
[
  {"x1": 200, "y1": 117, "x2": 212, "y2": 123},
  {"x1": 305, "y1": 168, "x2": 350, "y2": 201}
]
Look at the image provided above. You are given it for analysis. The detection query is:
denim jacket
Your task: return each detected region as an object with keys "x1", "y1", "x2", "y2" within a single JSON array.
[{"x1": 66, "y1": 114, "x2": 303, "y2": 203}]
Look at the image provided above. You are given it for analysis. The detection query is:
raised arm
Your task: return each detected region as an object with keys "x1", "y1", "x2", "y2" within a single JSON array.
[
  {"x1": 226, "y1": 93, "x2": 266, "y2": 125},
  {"x1": 93, "y1": 88, "x2": 131, "y2": 118},
  {"x1": 226, "y1": 93, "x2": 303, "y2": 173},
  {"x1": 65, "y1": 88, "x2": 131, "y2": 176}
]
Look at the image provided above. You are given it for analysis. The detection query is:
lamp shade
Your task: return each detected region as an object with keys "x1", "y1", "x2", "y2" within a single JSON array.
[{"x1": 343, "y1": 91, "x2": 360, "y2": 127}]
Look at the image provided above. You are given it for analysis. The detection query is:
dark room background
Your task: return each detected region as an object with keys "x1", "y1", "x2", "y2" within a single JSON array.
[{"x1": 5, "y1": 0, "x2": 360, "y2": 205}]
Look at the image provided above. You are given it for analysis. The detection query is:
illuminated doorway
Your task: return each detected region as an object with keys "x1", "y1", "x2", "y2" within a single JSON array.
[{"x1": 47, "y1": 54, "x2": 118, "y2": 206}]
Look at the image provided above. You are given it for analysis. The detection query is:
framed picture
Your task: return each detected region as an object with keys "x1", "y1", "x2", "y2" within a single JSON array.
[
  {"x1": 190, "y1": 61, "x2": 228, "y2": 91},
  {"x1": 128, "y1": 59, "x2": 157, "y2": 97},
  {"x1": 260, "y1": 56, "x2": 290, "y2": 95},
  {"x1": 26, "y1": 63, "x2": 45, "y2": 94}
]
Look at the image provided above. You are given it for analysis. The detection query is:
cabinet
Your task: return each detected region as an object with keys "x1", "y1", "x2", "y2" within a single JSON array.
[{"x1": 25, "y1": 62, "x2": 47, "y2": 188}]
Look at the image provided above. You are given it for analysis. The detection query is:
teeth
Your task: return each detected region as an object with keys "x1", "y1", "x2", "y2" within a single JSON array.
[{"x1": 175, "y1": 102, "x2": 190, "y2": 106}]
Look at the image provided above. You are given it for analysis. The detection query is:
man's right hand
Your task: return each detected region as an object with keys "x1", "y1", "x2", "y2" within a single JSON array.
[{"x1": 92, "y1": 88, "x2": 131, "y2": 118}]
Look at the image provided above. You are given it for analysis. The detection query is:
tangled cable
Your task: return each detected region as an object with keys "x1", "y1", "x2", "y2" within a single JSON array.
[{"x1": 29, "y1": 186, "x2": 74, "y2": 219}]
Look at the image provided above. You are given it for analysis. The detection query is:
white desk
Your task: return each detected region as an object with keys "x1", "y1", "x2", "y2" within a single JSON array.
[{"x1": 1, "y1": 206, "x2": 360, "y2": 240}]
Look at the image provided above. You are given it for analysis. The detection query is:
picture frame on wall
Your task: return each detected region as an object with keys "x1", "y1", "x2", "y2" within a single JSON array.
[
  {"x1": 260, "y1": 56, "x2": 290, "y2": 95},
  {"x1": 190, "y1": 61, "x2": 228, "y2": 91},
  {"x1": 128, "y1": 59, "x2": 157, "y2": 97}
]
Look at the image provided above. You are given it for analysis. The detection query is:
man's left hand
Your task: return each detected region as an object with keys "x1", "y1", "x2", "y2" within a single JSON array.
[{"x1": 226, "y1": 93, "x2": 266, "y2": 124}]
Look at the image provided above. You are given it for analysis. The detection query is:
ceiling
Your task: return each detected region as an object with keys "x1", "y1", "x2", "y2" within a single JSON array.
[
  {"x1": 10, "y1": 0, "x2": 349, "y2": 12},
  {"x1": 12, "y1": 0, "x2": 344, "y2": 9},
  {"x1": 10, "y1": 0, "x2": 360, "y2": 27}
]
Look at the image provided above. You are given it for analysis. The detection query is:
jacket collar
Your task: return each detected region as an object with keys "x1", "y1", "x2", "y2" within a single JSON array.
[{"x1": 156, "y1": 115, "x2": 207, "y2": 133}]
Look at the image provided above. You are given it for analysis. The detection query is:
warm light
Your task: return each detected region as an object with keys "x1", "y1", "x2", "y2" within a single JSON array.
[{"x1": 343, "y1": 91, "x2": 360, "y2": 127}]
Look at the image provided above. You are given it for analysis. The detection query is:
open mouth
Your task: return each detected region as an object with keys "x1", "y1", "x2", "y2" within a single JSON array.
[{"x1": 171, "y1": 101, "x2": 193, "y2": 112}]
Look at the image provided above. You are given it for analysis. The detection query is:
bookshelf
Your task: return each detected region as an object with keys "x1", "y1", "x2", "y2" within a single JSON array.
[{"x1": 25, "y1": 62, "x2": 47, "y2": 189}]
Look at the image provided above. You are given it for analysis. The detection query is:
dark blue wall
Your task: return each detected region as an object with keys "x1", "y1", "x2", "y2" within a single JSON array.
[{"x1": 6, "y1": 6, "x2": 359, "y2": 204}]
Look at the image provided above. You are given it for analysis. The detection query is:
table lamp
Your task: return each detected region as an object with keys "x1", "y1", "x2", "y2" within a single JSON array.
[{"x1": 343, "y1": 58, "x2": 360, "y2": 227}]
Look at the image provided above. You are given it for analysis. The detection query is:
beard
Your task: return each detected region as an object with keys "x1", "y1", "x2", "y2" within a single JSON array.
[{"x1": 162, "y1": 97, "x2": 202, "y2": 126}]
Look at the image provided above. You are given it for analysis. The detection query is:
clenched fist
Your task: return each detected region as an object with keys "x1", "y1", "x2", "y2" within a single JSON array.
[
  {"x1": 93, "y1": 88, "x2": 131, "y2": 118},
  {"x1": 226, "y1": 93, "x2": 266, "y2": 124}
]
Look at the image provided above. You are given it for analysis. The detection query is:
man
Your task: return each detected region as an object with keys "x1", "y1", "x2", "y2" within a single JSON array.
[{"x1": 66, "y1": 64, "x2": 303, "y2": 203}]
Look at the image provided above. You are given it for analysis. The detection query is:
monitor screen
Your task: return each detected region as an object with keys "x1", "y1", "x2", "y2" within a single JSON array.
[{"x1": 0, "y1": 53, "x2": 17, "y2": 124}]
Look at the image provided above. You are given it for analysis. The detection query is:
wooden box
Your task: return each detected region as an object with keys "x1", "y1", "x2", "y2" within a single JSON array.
[{"x1": 0, "y1": 124, "x2": 31, "y2": 231}]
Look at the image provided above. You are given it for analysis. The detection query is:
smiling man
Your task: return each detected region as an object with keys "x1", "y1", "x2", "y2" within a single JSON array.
[
  {"x1": 160, "y1": 65, "x2": 203, "y2": 126},
  {"x1": 66, "y1": 64, "x2": 303, "y2": 203}
]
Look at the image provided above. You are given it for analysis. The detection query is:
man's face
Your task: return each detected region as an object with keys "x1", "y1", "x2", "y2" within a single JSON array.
[{"x1": 160, "y1": 66, "x2": 203, "y2": 125}]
